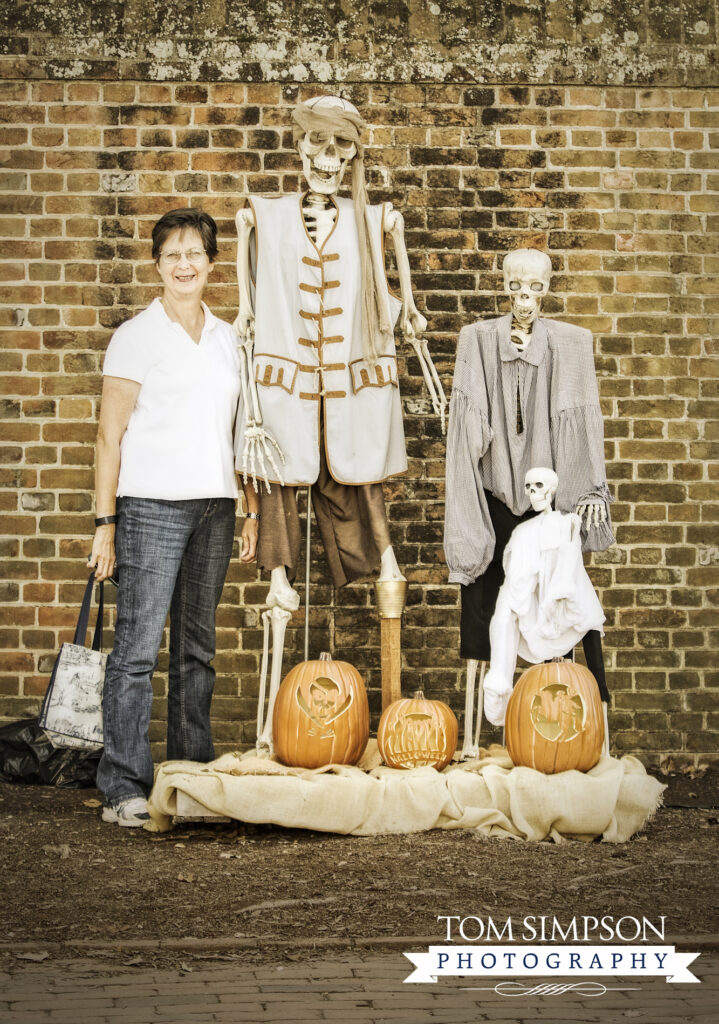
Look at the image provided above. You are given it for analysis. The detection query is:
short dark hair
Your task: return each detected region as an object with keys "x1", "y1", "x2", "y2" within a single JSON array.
[{"x1": 151, "y1": 208, "x2": 218, "y2": 262}]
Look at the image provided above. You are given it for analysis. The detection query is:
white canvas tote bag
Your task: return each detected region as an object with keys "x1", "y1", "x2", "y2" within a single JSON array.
[{"x1": 38, "y1": 573, "x2": 106, "y2": 751}]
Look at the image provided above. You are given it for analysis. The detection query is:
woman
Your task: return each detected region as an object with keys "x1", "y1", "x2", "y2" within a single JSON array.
[{"x1": 88, "y1": 207, "x2": 258, "y2": 827}]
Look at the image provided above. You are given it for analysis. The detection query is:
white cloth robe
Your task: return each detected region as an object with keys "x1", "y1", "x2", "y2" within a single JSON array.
[{"x1": 483, "y1": 510, "x2": 606, "y2": 726}]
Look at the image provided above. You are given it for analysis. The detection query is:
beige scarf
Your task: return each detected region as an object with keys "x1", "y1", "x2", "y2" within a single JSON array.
[{"x1": 292, "y1": 102, "x2": 392, "y2": 365}]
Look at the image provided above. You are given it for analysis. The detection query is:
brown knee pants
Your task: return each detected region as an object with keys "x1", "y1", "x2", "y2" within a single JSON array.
[{"x1": 257, "y1": 453, "x2": 391, "y2": 589}]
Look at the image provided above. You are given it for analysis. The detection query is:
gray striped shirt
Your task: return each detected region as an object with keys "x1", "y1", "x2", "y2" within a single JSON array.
[{"x1": 444, "y1": 315, "x2": 614, "y2": 585}]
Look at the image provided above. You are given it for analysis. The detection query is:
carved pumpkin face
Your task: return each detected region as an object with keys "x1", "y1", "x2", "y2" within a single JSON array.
[
  {"x1": 273, "y1": 653, "x2": 369, "y2": 769},
  {"x1": 505, "y1": 660, "x2": 604, "y2": 774},
  {"x1": 377, "y1": 690, "x2": 458, "y2": 771},
  {"x1": 530, "y1": 682, "x2": 586, "y2": 742},
  {"x1": 307, "y1": 678, "x2": 347, "y2": 728}
]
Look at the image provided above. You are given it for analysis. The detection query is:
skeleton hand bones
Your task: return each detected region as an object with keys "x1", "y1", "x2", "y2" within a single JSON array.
[
  {"x1": 234, "y1": 327, "x2": 285, "y2": 493},
  {"x1": 233, "y1": 310, "x2": 254, "y2": 345},
  {"x1": 405, "y1": 319, "x2": 448, "y2": 433},
  {"x1": 575, "y1": 502, "x2": 607, "y2": 531},
  {"x1": 386, "y1": 208, "x2": 448, "y2": 431}
]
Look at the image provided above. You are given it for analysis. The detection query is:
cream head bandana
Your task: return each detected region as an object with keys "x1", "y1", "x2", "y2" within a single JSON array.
[{"x1": 292, "y1": 100, "x2": 392, "y2": 365}]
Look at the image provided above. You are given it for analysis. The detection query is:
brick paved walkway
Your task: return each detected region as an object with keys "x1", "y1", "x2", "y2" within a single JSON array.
[{"x1": 0, "y1": 950, "x2": 716, "y2": 1024}]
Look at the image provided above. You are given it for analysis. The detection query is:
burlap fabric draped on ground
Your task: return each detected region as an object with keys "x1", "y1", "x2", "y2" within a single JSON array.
[{"x1": 146, "y1": 743, "x2": 664, "y2": 843}]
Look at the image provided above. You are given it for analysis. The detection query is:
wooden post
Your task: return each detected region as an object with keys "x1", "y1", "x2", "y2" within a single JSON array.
[
  {"x1": 375, "y1": 580, "x2": 407, "y2": 711},
  {"x1": 381, "y1": 617, "x2": 402, "y2": 710}
]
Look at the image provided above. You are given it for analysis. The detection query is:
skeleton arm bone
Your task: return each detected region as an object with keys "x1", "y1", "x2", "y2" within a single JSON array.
[
  {"x1": 234, "y1": 208, "x2": 262, "y2": 424},
  {"x1": 234, "y1": 207, "x2": 255, "y2": 345},
  {"x1": 385, "y1": 207, "x2": 448, "y2": 431},
  {"x1": 385, "y1": 206, "x2": 426, "y2": 337},
  {"x1": 233, "y1": 205, "x2": 286, "y2": 488}
]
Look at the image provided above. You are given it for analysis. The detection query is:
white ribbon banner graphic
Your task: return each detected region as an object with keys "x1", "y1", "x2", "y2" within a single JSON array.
[{"x1": 404, "y1": 946, "x2": 700, "y2": 985}]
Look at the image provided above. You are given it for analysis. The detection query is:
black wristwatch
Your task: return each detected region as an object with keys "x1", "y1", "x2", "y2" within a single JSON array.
[{"x1": 94, "y1": 515, "x2": 118, "y2": 527}]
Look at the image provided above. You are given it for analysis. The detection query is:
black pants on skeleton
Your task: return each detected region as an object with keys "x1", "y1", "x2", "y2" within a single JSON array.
[{"x1": 459, "y1": 491, "x2": 609, "y2": 702}]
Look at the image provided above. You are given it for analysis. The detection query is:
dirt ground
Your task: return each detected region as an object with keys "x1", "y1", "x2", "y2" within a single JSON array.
[{"x1": 1, "y1": 765, "x2": 718, "y2": 970}]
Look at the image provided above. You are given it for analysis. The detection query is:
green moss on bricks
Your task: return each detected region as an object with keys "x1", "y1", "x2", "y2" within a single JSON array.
[{"x1": 0, "y1": 0, "x2": 716, "y2": 84}]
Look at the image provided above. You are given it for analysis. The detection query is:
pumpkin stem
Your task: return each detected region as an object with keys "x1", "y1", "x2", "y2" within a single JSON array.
[
  {"x1": 319, "y1": 651, "x2": 332, "y2": 662},
  {"x1": 413, "y1": 689, "x2": 425, "y2": 700}
]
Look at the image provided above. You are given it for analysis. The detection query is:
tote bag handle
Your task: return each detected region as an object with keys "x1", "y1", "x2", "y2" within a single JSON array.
[{"x1": 73, "y1": 572, "x2": 105, "y2": 652}]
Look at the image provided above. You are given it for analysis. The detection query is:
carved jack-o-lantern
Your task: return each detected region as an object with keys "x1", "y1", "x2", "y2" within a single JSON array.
[
  {"x1": 272, "y1": 652, "x2": 369, "y2": 769},
  {"x1": 377, "y1": 690, "x2": 458, "y2": 771},
  {"x1": 505, "y1": 659, "x2": 604, "y2": 774}
]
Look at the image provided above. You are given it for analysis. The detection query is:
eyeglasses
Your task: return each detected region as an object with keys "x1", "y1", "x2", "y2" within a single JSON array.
[{"x1": 159, "y1": 249, "x2": 207, "y2": 265}]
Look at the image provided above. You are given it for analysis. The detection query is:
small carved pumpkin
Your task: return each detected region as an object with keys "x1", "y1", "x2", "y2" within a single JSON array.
[
  {"x1": 505, "y1": 659, "x2": 604, "y2": 774},
  {"x1": 272, "y1": 652, "x2": 369, "y2": 769},
  {"x1": 377, "y1": 690, "x2": 458, "y2": 771}
]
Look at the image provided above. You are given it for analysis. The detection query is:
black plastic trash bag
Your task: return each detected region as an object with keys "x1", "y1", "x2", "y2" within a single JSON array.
[{"x1": 0, "y1": 718, "x2": 100, "y2": 788}]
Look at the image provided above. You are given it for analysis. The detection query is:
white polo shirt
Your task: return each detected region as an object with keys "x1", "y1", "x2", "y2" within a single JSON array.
[{"x1": 103, "y1": 297, "x2": 241, "y2": 500}]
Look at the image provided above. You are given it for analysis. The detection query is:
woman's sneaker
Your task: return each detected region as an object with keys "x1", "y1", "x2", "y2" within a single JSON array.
[{"x1": 101, "y1": 797, "x2": 150, "y2": 827}]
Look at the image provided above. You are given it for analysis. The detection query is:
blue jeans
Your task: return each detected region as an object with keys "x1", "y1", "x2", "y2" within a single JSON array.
[{"x1": 97, "y1": 497, "x2": 235, "y2": 806}]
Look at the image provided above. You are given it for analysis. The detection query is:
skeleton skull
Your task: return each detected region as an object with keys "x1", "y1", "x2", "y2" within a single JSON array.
[
  {"x1": 525, "y1": 467, "x2": 559, "y2": 513},
  {"x1": 309, "y1": 678, "x2": 341, "y2": 722},
  {"x1": 503, "y1": 248, "x2": 552, "y2": 329},
  {"x1": 298, "y1": 95, "x2": 358, "y2": 196}
]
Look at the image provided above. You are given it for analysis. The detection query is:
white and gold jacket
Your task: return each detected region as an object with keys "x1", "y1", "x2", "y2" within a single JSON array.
[{"x1": 237, "y1": 194, "x2": 407, "y2": 486}]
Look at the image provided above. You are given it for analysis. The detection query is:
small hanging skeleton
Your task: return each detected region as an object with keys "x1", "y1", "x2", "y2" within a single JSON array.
[{"x1": 481, "y1": 467, "x2": 609, "y2": 757}]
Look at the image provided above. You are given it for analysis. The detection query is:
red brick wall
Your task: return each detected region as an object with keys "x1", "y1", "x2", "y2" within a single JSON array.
[{"x1": 1, "y1": 80, "x2": 718, "y2": 764}]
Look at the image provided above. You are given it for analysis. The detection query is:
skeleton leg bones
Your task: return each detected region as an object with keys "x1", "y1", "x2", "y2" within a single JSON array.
[
  {"x1": 460, "y1": 658, "x2": 481, "y2": 760},
  {"x1": 459, "y1": 659, "x2": 487, "y2": 760},
  {"x1": 472, "y1": 660, "x2": 486, "y2": 754},
  {"x1": 256, "y1": 604, "x2": 293, "y2": 756},
  {"x1": 255, "y1": 568, "x2": 300, "y2": 755}
]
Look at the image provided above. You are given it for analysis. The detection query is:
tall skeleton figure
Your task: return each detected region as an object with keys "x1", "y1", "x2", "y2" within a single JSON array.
[
  {"x1": 234, "y1": 95, "x2": 446, "y2": 755},
  {"x1": 443, "y1": 249, "x2": 614, "y2": 759}
]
